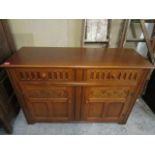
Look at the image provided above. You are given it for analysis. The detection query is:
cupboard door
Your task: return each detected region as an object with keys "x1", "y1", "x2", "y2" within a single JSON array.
[
  {"x1": 82, "y1": 86, "x2": 134, "y2": 122},
  {"x1": 20, "y1": 84, "x2": 74, "y2": 122},
  {"x1": 25, "y1": 99, "x2": 73, "y2": 121}
]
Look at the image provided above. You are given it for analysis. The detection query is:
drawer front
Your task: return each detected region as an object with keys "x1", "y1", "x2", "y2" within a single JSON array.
[
  {"x1": 85, "y1": 69, "x2": 142, "y2": 85},
  {"x1": 14, "y1": 68, "x2": 74, "y2": 81}
]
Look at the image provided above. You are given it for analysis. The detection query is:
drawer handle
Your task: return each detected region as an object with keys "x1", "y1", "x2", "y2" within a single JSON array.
[
  {"x1": 41, "y1": 73, "x2": 47, "y2": 78},
  {"x1": 111, "y1": 74, "x2": 116, "y2": 79}
]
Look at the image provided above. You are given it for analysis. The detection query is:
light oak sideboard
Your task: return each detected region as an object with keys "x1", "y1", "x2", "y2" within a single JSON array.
[{"x1": 1, "y1": 47, "x2": 154, "y2": 124}]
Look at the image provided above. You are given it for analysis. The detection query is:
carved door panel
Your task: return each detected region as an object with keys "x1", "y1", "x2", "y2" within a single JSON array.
[
  {"x1": 82, "y1": 86, "x2": 134, "y2": 122},
  {"x1": 20, "y1": 83, "x2": 74, "y2": 122}
]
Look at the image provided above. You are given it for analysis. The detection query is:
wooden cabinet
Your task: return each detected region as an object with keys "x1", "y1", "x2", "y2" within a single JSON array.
[{"x1": 1, "y1": 47, "x2": 154, "y2": 124}]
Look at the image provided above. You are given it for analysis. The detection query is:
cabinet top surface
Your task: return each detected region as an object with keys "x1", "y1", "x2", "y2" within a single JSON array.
[{"x1": 1, "y1": 47, "x2": 154, "y2": 69}]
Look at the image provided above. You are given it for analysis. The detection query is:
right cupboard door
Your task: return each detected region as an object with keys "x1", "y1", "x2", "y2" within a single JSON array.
[{"x1": 81, "y1": 86, "x2": 135, "y2": 122}]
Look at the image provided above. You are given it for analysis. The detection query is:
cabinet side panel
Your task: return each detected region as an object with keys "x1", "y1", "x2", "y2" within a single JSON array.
[
  {"x1": 120, "y1": 69, "x2": 151, "y2": 123},
  {"x1": 6, "y1": 68, "x2": 34, "y2": 123}
]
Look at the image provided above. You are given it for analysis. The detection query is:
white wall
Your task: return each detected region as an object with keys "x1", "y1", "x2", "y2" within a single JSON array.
[{"x1": 8, "y1": 19, "x2": 82, "y2": 49}]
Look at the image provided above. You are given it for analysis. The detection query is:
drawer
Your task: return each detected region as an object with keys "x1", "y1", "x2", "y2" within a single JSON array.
[
  {"x1": 14, "y1": 68, "x2": 74, "y2": 81},
  {"x1": 85, "y1": 69, "x2": 143, "y2": 85}
]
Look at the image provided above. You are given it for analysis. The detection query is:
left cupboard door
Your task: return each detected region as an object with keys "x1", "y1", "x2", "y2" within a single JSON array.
[{"x1": 19, "y1": 83, "x2": 75, "y2": 122}]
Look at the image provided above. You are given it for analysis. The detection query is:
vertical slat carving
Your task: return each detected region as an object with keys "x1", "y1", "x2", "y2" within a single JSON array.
[
  {"x1": 123, "y1": 72, "x2": 127, "y2": 80},
  {"x1": 37, "y1": 72, "x2": 41, "y2": 80},
  {"x1": 128, "y1": 72, "x2": 132, "y2": 80},
  {"x1": 25, "y1": 72, "x2": 29, "y2": 80},
  {"x1": 90, "y1": 72, "x2": 94, "y2": 79},
  {"x1": 59, "y1": 72, "x2": 63, "y2": 80},
  {"x1": 133, "y1": 72, "x2": 137, "y2": 80},
  {"x1": 101, "y1": 72, "x2": 105, "y2": 79},
  {"x1": 19, "y1": 72, "x2": 24, "y2": 80},
  {"x1": 96, "y1": 72, "x2": 99, "y2": 80},
  {"x1": 87, "y1": 69, "x2": 141, "y2": 83},
  {"x1": 65, "y1": 72, "x2": 68, "y2": 80},
  {"x1": 16, "y1": 69, "x2": 73, "y2": 81}
]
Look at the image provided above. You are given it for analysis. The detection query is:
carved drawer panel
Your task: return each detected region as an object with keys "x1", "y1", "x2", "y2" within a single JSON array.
[
  {"x1": 86, "y1": 86, "x2": 132, "y2": 102},
  {"x1": 14, "y1": 68, "x2": 74, "y2": 81},
  {"x1": 20, "y1": 84, "x2": 72, "y2": 101},
  {"x1": 86, "y1": 69, "x2": 142, "y2": 84}
]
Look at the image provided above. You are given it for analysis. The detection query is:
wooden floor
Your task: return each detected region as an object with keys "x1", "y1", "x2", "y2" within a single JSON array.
[{"x1": 0, "y1": 98, "x2": 155, "y2": 135}]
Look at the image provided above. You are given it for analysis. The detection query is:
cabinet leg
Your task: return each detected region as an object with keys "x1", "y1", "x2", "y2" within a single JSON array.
[
  {"x1": 119, "y1": 117, "x2": 128, "y2": 124},
  {"x1": 118, "y1": 121, "x2": 127, "y2": 125},
  {"x1": 24, "y1": 115, "x2": 35, "y2": 124},
  {"x1": 27, "y1": 119, "x2": 35, "y2": 124}
]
